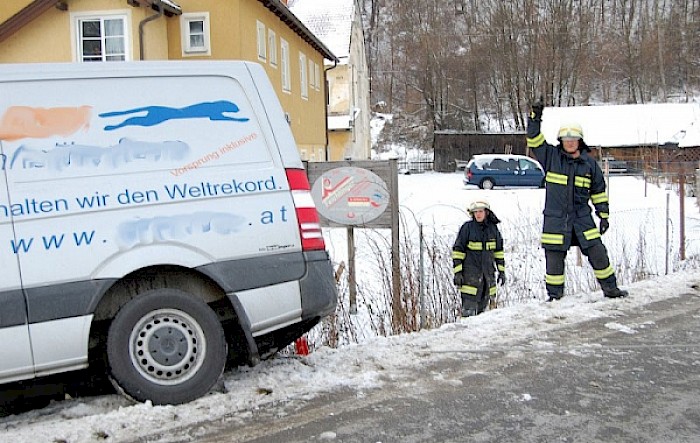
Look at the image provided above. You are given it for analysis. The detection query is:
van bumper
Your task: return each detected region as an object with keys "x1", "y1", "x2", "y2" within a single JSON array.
[{"x1": 300, "y1": 250, "x2": 338, "y2": 319}]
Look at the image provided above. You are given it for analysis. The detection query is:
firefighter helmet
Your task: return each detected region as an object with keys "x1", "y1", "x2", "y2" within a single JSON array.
[
  {"x1": 468, "y1": 200, "x2": 490, "y2": 213},
  {"x1": 557, "y1": 122, "x2": 584, "y2": 140}
]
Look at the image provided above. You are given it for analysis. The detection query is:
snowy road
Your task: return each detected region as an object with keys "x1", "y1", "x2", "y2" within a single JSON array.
[{"x1": 140, "y1": 282, "x2": 700, "y2": 443}]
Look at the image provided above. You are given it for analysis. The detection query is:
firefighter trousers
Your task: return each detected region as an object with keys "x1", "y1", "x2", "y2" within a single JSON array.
[
  {"x1": 461, "y1": 278, "x2": 490, "y2": 316},
  {"x1": 545, "y1": 242, "x2": 618, "y2": 299}
]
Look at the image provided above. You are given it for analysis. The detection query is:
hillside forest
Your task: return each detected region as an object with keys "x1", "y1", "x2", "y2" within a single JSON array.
[{"x1": 360, "y1": 0, "x2": 700, "y2": 146}]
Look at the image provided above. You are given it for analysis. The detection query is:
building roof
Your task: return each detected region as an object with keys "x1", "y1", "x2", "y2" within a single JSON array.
[
  {"x1": 288, "y1": 0, "x2": 353, "y2": 61},
  {"x1": 0, "y1": 0, "x2": 182, "y2": 44},
  {"x1": 541, "y1": 103, "x2": 700, "y2": 148},
  {"x1": 259, "y1": 0, "x2": 338, "y2": 62}
]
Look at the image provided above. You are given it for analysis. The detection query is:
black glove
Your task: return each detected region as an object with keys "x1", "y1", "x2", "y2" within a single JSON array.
[
  {"x1": 599, "y1": 219, "x2": 609, "y2": 235},
  {"x1": 530, "y1": 95, "x2": 544, "y2": 120},
  {"x1": 497, "y1": 272, "x2": 506, "y2": 286},
  {"x1": 453, "y1": 273, "x2": 464, "y2": 287}
]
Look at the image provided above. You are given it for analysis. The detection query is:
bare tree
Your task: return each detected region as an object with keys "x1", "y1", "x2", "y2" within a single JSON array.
[{"x1": 363, "y1": 0, "x2": 700, "y2": 143}]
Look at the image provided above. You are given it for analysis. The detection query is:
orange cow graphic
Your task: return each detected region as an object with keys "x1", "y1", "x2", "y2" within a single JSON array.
[{"x1": 0, "y1": 105, "x2": 92, "y2": 141}]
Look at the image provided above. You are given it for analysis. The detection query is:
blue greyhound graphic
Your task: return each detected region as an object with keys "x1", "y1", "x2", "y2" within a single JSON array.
[{"x1": 99, "y1": 100, "x2": 249, "y2": 131}]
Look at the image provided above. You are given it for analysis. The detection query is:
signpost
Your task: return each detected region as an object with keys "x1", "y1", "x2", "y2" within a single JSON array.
[{"x1": 307, "y1": 160, "x2": 400, "y2": 327}]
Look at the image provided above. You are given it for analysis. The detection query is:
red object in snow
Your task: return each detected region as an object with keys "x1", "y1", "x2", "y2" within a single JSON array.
[{"x1": 294, "y1": 337, "x2": 310, "y2": 356}]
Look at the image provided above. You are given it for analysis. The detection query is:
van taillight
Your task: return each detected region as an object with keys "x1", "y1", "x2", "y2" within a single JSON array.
[{"x1": 285, "y1": 168, "x2": 326, "y2": 251}]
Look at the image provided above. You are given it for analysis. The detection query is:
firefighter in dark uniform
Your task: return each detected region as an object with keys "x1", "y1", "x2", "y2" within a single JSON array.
[
  {"x1": 452, "y1": 200, "x2": 506, "y2": 316},
  {"x1": 527, "y1": 98, "x2": 628, "y2": 301}
]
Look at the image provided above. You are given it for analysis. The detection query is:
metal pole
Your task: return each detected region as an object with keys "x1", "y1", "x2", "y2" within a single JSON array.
[
  {"x1": 679, "y1": 171, "x2": 686, "y2": 261},
  {"x1": 419, "y1": 223, "x2": 425, "y2": 329},
  {"x1": 644, "y1": 170, "x2": 648, "y2": 197},
  {"x1": 390, "y1": 159, "x2": 403, "y2": 332},
  {"x1": 665, "y1": 193, "x2": 670, "y2": 275},
  {"x1": 348, "y1": 226, "x2": 357, "y2": 314}
]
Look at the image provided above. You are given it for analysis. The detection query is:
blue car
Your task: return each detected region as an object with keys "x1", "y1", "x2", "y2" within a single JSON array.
[{"x1": 463, "y1": 154, "x2": 545, "y2": 189}]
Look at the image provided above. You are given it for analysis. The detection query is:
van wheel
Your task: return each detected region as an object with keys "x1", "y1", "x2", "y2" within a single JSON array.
[
  {"x1": 107, "y1": 289, "x2": 227, "y2": 405},
  {"x1": 480, "y1": 178, "x2": 495, "y2": 190}
]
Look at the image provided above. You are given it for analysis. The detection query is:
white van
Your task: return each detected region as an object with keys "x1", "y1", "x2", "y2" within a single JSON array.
[{"x1": 0, "y1": 61, "x2": 337, "y2": 404}]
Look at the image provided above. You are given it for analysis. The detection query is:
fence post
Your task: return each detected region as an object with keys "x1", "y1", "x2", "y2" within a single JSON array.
[
  {"x1": 679, "y1": 171, "x2": 686, "y2": 261},
  {"x1": 696, "y1": 164, "x2": 700, "y2": 207},
  {"x1": 665, "y1": 193, "x2": 670, "y2": 275},
  {"x1": 419, "y1": 223, "x2": 425, "y2": 329},
  {"x1": 348, "y1": 226, "x2": 357, "y2": 314}
]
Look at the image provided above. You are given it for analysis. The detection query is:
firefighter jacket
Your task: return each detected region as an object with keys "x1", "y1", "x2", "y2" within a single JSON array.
[
  {"x1": 452, "y1": 215, "x2": 505, "y2": 297},
  {"x1": 527, "y1": 116, "x2": 609, "y2": 252}
]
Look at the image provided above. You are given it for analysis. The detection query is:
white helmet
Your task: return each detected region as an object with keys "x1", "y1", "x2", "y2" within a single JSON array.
[
  {"x1": 557, "y1": 122, "x2": 584, "y2": 140},
  {"x1": 468, "y1": 200, "x2": 490, "y2": 213}
]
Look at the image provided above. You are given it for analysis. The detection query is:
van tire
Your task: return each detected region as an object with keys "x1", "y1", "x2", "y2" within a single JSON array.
[
  {"x1": 480, "y1": 178, "x2": 495, "y2": 190},
  {"x1": 107, "y1": 289, "x2": 227, "y2": 405}
]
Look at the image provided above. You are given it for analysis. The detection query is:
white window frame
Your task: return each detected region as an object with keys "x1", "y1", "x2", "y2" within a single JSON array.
[
  {"x1": 180, "y1": 12, "x2": 211, "y2": 56},
  {"x1": 256, "y1": 21, "x2": 267, "y2": 61},
  {"x1": 314, "y1": 63, "x2": 321, "y2": 91},
  {"x1": 308, "y1": 58, "x2": 314, "y2": 90},
  {"x1": 268, "y1": 29, "x2": 277, "y2": 67},
  {"x1": 281, "y1": 38, "x2": 291, "y2": 93},
  {"x1": 299, "y1": 52, "x2": 308, "y2": 99},
  {"x1": 71, "y1": 11, "x2": 130, "y2": 62}
]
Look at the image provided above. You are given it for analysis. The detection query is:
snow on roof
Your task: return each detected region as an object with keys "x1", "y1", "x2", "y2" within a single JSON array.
[
  {"x1": 328, "y1": 114, "x2": 351, "y2": 130},
  {"x1": 288, "y1": 0, "x2": 354, "y2": 60},
  {"x1": 160, "y1": 0, "x2": 181, "y2": 12},
  {"x1": 541, "y1": 103, "x2": 700, "y2": 148}
]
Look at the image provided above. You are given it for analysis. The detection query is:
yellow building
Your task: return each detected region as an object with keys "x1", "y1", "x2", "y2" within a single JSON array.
[{"x1": 0, "y1": 0, "x2": 337, "y2": 160}]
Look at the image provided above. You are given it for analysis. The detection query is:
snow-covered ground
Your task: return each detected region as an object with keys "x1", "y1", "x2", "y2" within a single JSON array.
[{"x1": 1, "y1": 173, "x2": 699, "y2": 443}]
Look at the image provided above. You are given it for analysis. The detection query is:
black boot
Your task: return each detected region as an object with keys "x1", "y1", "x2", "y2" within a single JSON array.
[
  {"x1": 461, "y1": 308, "x2": 478, "y2": 317},
  {"x1": 461, "y1": 297, "x2": 479, "y2": 317},
  {"x1": 604, "y1": 288, "x2": 628, "y2": 298},
  {"x1": 546, "y1": 293, "x2": 563, "y2": 302}
]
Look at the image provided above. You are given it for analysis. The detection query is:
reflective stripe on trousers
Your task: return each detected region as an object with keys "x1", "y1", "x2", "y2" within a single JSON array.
[{"x1": 545, "y1": 242, "x2": 617, "y2": 297}]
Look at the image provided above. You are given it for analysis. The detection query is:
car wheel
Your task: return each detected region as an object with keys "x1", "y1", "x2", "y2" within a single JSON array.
[
  {"x1": 480, "y1": 178, "x2": 495, "y2": 190},
  {"x1": 107, "y1": 289, "x2": 227, "y2": 405}
]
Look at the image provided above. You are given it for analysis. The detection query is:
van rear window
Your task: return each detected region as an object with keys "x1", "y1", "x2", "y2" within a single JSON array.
[{"x1": 1, "y1": 75, "x2": 274, "y2": 181}]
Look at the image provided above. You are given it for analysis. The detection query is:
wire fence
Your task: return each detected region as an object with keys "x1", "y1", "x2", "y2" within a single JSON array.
[{"x1": 309, "y1": 197, "x2": 700, "y2": 349}]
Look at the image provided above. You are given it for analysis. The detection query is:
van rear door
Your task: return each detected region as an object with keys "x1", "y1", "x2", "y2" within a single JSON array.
[{"x1": 0, "y1": 143, "x2": 34, "y2": 383}]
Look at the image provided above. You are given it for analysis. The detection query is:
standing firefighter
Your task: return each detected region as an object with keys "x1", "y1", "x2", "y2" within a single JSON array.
[
  {"x1": 452, "y1": 200, "x2": 506, "y2": 317},
  {"x1": 527, "y1": 97, "x2": 628, "y2": 301}
]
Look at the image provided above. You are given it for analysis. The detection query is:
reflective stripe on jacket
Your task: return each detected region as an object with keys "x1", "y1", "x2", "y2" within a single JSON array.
[{"x1": 527, "y1": 116, "x2": 609, "y2": 251}]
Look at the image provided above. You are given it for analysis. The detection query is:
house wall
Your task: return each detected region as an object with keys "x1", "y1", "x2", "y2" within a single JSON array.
[
  {"x1": 328, "y1": 130, "x2": 351, "y2": 161},
  {"x1": 0, "y1": 1, "x2": 169, "y2": 63},
  {"x1": 167, "y1": 0, "x2": 327, "y2": 161},
  {"x1": 1, "y1": 2, "x2": 73, "y2": 62},
  {"x1": 328, "y1": 64, "x2": 350, "y2": 114},
  {"x1": 323, "y1": 4, "x2": 371, "y2": 161},
  {"x1": 349, "y1": 8, "x2": 370, "y2": 160},
  {"x1": 1, "y1": 1, "x2": 28, "y2": 22},
  {"x1": 1, "y1": 0, "x2": 330, "y2": 161}
]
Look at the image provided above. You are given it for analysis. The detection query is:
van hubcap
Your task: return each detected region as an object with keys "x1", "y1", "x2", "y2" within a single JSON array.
[{"x1": 129, "y1": 309, "x2": 206, "y2": 385}]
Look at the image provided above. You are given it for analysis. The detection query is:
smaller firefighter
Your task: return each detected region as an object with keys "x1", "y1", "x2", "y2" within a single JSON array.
[{"x1": 452, "y1": 200, "x2": 506, "y2": 317}]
